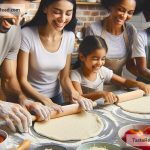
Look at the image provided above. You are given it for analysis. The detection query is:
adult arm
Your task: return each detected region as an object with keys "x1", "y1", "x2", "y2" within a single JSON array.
[
  {"x1": 111, "y1": 74, "x2": 150, "y2": 94},
  {"x1": 130, "y1": 30, "x2": 150, "y2": 79},
  {"x1": 1, "y1": 59, "x2": 26, "y2": 103},
  {"x1": 17, "y1": 50, "x2": 62, "y2": 112},
  {"x1": 135, "y1": 57, "x2": 150, "y2": 80},
  {"x1": 1, "y1": 60, "x2": 32, "y2": 132},
  {"x1": 125, "y1": 23, "x2": 139, "y2": 76},
  {"x1": 60, "y1": 54, "x2": 93, "y2": 110},
  {"x1": 1, "y1": 59, "x2": 51, "y2": 122},
  {"x1": 126, "y1": 58, "x2": 139, "y2": 76}
]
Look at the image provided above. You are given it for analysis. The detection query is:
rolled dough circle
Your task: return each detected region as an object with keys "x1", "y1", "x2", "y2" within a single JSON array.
[
  {"x1": 34, "y1": 111, "x2": 104, "y2": 141},
  {"x1": 117, "y1": 96, "x2": 150, "y2": 114}
]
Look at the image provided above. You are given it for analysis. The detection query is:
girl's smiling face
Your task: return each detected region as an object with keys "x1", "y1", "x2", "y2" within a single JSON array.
[
  {"x1": 80, "y1": 48, "x2": 107, "y2": 73},
  {"x1": 44, "y1": 0, "x2": 73, "y2": 31}
]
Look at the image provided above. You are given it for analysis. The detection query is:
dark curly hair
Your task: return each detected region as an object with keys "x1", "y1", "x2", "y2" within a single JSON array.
[
  {"x1": 101, "y1": 0, "x2": 148, "y2": 15},
  {"x1": 101, "y1": 0, "x2": 122, "y2": 10},
  {"x1": 134, "y1": 0, "x2": 150, "y2": 15},
  {"x1": 23, "y1": 0, "x2": 77, "y2": 31}
]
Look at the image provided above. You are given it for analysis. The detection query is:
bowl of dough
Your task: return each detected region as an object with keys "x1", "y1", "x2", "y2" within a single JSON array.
[
  {"x1": 118, "y1": 124, "x2": 150, "y2": 150},
  {"x1": 76, "y1": 142, "x2": 121, "y2": 150}
]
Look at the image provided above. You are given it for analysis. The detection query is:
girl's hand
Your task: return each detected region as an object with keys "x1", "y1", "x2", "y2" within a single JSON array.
[
  {"x1": 137, "y1": 82, "x2": 150, "y2": 95},
  {"x1": 100, "y1": 91, "x2": 118, "y2": 104},
  {"x1": 42, "y1": 98, "x2": 63, "y2": 113}
]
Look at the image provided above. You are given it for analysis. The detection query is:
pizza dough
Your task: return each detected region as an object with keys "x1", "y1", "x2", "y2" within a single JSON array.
[
  {"x1": 117, "y1": 95, "x2": 150, "y2": 114},
  {"x1": 34, "y1": 111, "x2": 103, "y2": 141}
]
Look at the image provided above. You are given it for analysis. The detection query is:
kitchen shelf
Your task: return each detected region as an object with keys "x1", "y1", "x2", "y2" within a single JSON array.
[
  {"x1": 31, "y1": 0, "x2": 100, "y2": 5},
  {"x1": 77, "y1": 2, "x2": 100, "y2": 5}
]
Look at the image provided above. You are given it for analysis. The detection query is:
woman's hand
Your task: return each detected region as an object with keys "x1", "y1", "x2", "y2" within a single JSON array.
[
  {"x1": 100, "y1": 91, "x2": 118, "y2": 104},
  {"x1": 137, "y1": 82, "x2": 150, "y2": 95},
  {"x1": 70, "y1": 91, "x2": 94, "y2": 110},
  {"x1": 42, "y1": 98, "x2": 63, "y2": 113},
  {"x1": 21, "y1": 99, "x2": 51, "y2": 121},
  {"x1": 76, "y1": 96, "x2": 94, "y2": 111}
]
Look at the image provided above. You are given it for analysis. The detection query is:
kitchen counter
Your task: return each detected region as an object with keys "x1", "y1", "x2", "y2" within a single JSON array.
[{"x1": 1, "y1": 91, "x2": 150, "y2": 150}]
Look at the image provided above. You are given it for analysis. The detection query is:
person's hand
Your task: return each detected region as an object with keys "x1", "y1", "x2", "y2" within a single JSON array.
[
  {"x1": 75, "y1": 96, "x2": 94, "y2": 111},
  {"x1": 137, "y1": 82, "x2": 150, "y2": 95},
  {"x1": 0, "y1": 101, "x2": 32, "y2": 133},
  {"x1": 66, "y1": 90, "x2": 93, "y2": 110},
  {"x1": 20, "y1": 99, "x2": 51, "y2": 121},
  {"x1": 100, "y1": 91, "x2": 118, "y2": 104},
  {"x1": 72, "y1": 93, "x2": 94, "y2": 110},
  {"x1": 0, "y1": 12, "x2": 17, "y2": 33},
  {"x1": 42, "y1": 98, "x2": 63, "y2": 113},
  {"x1": 70, "y1": 90, "x2": 81, "y2": 101}
]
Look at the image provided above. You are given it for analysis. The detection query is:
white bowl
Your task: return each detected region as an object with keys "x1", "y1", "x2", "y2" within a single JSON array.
[
  {"x1": 0, "y1": 129, "x2": 8, "y2": 150},
  {"x1": 76, "y1": 142, "x2": 121, "y2": 150},
  {"x1": 118, "y1": 124, "x2": 150, "y2": 150}
]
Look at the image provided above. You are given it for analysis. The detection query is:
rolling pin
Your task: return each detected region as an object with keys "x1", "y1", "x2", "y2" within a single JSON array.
[
  {"x1": 116, "y1": 89, "x2": 145, "y2": 103},
  {"x1": 31, "y1": 90, "x2": 146, "y2": 121},
  {"x1": 32, "y1": 99, "x2": 105, "y2": 121},
  {"x1": 0, "y1": 99, "x2": 104, "y2": 125}
]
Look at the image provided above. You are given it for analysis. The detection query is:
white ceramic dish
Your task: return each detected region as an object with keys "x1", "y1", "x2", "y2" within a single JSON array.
[
  {"x1": 118, "y1": 124, "x2": 150, "y2": 150},
  {"x1": 76, "y1": 142, "x2": 121, "y2": 150},
  {"x1": 0, "y1": 129, "x2": 8, "y2": 150}
]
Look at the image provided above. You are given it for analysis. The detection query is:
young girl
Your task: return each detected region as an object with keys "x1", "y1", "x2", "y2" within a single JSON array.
[{"x1": 71, "y1": 36, "x2": 150, "y2": 104}]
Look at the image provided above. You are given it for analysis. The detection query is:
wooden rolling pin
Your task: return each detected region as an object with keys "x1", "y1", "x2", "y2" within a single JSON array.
[
  {"x1": 31, "y1": 100, "x2": 100, "y2": 121},
  {"x1": 116, "y1": 89, "x2": 145, "y2": 103},
  {"x1": 0, "y1": 99, "x2": 104, "y2": 125},
  {"x1": 31, "y1": 90, "x2": 145, "y2": 121},
  {"x1": 16, "y1": 139, "x2": 31, "y2": 150}
]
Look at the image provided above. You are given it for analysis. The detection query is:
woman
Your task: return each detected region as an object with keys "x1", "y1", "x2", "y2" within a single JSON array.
[
  {"x1": 131, "y1": 0, "x2": 150, "y2": 83},
  {"x1": 86, "y1": 0, "x2": 138, "y2": 90},
  {"x1": 18, "y1": 0, "x2": 93, "y2": 111}
]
